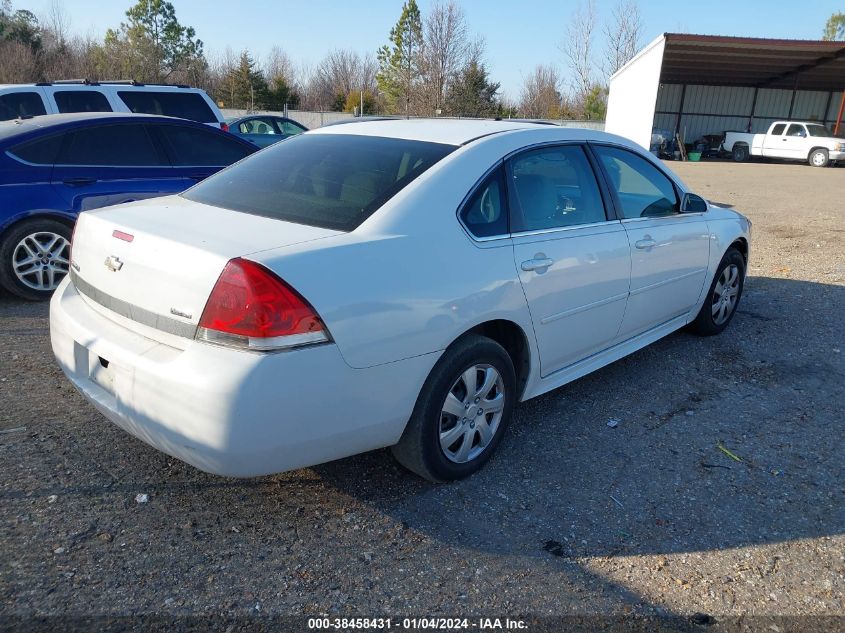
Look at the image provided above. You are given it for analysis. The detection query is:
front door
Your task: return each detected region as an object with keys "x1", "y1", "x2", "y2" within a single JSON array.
[
  {"x1": 591, "y1": 144, "x2": 710, "y2": 339},
  {"x1": 508, "y1": 144, "x2": 631, "y2": 376}
]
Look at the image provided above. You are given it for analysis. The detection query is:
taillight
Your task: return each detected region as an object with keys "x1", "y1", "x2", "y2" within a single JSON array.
[
  {"x1": 196, "y1": 258, "x2": 329, "y2": 352},
  {"x1": 220, "y1": 122, "x2": 229, "y2": 132}
]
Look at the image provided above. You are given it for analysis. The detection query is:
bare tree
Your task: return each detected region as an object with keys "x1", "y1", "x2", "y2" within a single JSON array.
[
  {"x1": 561, "y1": 0, "x2": 596, "y2": 98},
  {"x1": 306, "y1": 50, "x2": 377, "y2": 111},
  {"x1": 419, "y1": 0, "x2": 469, "y2": 114},
  {"x1": 265, "y1": 46, "x2": 296, "y2": 89},
  {"x1": 602, "y1": 0, "x2": 642, "y2": 79},
  {"x1": 518, "y1": 64, "x2": 562, "y2": 119}
]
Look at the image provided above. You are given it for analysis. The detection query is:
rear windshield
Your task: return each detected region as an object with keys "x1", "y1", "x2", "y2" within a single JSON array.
[
  {"x1": 182, "y1": 133, "x2": 456, "y2": 231},
  {"x1": 118, "y1": 91, "x2": 216, "y2": 123}
]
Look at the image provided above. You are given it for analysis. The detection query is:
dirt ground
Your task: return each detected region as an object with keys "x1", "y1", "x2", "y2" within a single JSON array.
[{"x1": 1, "y1": 160, "x2": 843, "y2": 631}]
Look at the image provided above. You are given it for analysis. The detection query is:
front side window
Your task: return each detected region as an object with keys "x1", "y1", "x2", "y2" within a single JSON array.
[
  {"x1": 58, "y1": 124, "x2": 163, "y2": 166},
  {"x1": 806, "y1": 124, "x2": 833, "y2": 137},
  {"x1": 54, "y1": 91, "x2": 112, "y2": 114},
  {"x1": 156, "y1": 125, "x2": 253, "y2": 166},
  {"x1": 594, "y1": 145, "x2": 678, "y2": 219},
  {"x1": 509, "y1": 145, "x2": 606, "y2": 232},
  {"x1": 280, "y1": 120, "x2": 306, "y2": 135},
  {"x1": 118, "y1": 91, "x2": 216, "y2": 123},
  {"x1": 786, "y1": 124, "x2": 806, "y2": 138},
  {"x1": 0, "y1": 92, "x2": 47, "y2": 121},
  {"x1": 183, "y1": 133, "x2": 455, "y2": 231},
  {"x1": 460, "y1": 167, "x2": 507, "y2": 238}
]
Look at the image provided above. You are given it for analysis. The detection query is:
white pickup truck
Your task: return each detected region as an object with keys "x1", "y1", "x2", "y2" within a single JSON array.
[{"x1": 723, "y1": 121, "x2": 843, "y2": 167}]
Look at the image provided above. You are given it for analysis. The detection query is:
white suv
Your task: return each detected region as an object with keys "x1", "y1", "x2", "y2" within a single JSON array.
[{"x1": 0, "y1": 81, "x2": 227, "y2": 129}]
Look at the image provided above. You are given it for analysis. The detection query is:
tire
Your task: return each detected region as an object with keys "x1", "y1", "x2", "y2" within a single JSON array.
[
  {"x1": 808, "y1": 148, "x2": 829, "y2": 168},
  {"x1": 0, "y1": 218, "x2": 72, "y2": 301},
  {"x1": 688, "y1": 247, "x2": 745, "y2": 336},
  {"x1": 732, "y1": 145, "x2": 749, "y2": 162},
  {"x1": 391, "y1": 334, "x2": 516, "y2": 482}
]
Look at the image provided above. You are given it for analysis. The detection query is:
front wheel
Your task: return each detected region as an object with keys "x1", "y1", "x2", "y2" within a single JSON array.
[
  {"x1": 391, "y1": 334, "x2": 516, "y2": 482},
  {"x1": 688, "y1": 248, "x2": 745, "y2": 336},
  {"x1": 809, "y1": 148, "x2": 829, "y2": 168},
  {"x1": 0, "y1": 218, "x2": 72, "y2": 301}
]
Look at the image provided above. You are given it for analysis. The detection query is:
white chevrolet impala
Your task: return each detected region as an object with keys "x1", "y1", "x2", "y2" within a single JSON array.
[{"x1": 50, "y1": 120, "x2": 751, "y2": 481}]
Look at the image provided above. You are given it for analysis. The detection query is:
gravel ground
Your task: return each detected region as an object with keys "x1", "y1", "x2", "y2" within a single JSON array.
[{"x1": 1, "y1": 160, "x2": 843, "y2": 631}]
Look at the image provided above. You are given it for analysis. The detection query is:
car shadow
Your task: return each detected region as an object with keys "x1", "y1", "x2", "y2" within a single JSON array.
[{"x1": 310, "y1": 275, "x2": 844, "y2": 562}]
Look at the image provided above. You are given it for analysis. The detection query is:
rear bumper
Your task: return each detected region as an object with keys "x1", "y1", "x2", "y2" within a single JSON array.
[{"x1": 49, "y1": 277, "x2": 434, "y2": 477}]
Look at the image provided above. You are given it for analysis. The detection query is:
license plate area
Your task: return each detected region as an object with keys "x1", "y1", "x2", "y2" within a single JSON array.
[{"x1": 89, "y1": 354, "x2": 116, "y2": 396}]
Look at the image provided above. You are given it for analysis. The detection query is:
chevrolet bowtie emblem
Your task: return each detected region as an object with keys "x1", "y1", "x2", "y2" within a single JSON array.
[{"x1": 104, "y1": 255, "x2": 124, "y2": 272}]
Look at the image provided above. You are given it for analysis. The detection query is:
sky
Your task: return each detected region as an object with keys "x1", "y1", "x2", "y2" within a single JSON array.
[{"x1": 28, "y1": 0, "x2": 844, "y2": 99}]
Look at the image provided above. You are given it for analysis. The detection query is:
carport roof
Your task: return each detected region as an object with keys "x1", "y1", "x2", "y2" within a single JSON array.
[{"x1": 659, "y1": 33, "x2": 845, "y2": 91}]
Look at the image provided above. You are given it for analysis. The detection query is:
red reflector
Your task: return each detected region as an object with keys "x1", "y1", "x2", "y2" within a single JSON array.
[
  {"x1": 220, "y1": 122, "x2": 229, "y2": 132},
  {"x1": 198, "y1": 258, "x2": 327, "y2": 341},
  {"x1": 112, "y1": 230, "x2": 134, "y2": 242}
]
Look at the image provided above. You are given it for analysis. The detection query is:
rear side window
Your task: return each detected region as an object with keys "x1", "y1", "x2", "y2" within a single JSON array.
[
  {"x1": 594, "y1": 145, "x2": 678, "y2": 218},
  {"x1": 118, "y1": 91, "x2": 216, "y2": 123},
  {"x1": 58, "y1": 124, "x2": 163, "y2": 166},
  {"x1": 156, "y1": 125, "x2": 252, "y2": 166},
  {"x1": 9, "y1": 134, "x2": 64, "y2": 164},
  {"x1": 0, "y1": 92, "x2": 47, "y2": 121},
  {"x1": 509, "y1": 145, "x2": 606, "y2": 232},
  {"x1": 460, "y1": 167, "x2": 508, "y2": 238},
  {"x1": 183, "y1": 133, "x2": 455, "y2": 231},
  {"x1": 770, "y1": 123, "x2": 786, "y2": 135},
  {"x1": 54, "y1": 91, "x2": 112, "y2": 113}
]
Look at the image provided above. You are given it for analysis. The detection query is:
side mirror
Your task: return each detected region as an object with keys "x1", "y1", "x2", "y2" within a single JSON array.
[{"x1": 682, "y1": 193, "x2": 708, "y2": 213}]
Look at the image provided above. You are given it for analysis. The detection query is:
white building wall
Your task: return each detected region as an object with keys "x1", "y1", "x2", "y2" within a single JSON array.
[{"x1": 605, "y1": 35, "x2": 666, "y2": 148}]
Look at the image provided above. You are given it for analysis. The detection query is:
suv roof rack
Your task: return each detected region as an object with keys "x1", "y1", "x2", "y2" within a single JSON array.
[{"x1": 34, "y1": 79, "x2": 191, "y2": 89}]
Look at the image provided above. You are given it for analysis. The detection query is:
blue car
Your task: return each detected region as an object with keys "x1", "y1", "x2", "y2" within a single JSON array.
[
  {"x1": 0, "y1": 112, "x2": 256, "y2": 300},
  {"x1": 227, "y1": 115, "x2": 308, "y2": 148}
]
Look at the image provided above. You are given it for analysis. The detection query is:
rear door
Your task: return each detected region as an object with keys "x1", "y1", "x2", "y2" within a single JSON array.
[
  {"x1": 591, "y1": 144, "x2": 710, "y2": 339},
  {"x1": 779, "y1": 124, "x2": 810, "y2": 160},
  {"x1": 116, "y1": 90, "x2": 221, "y2": 126},
  {"x1": 761, "y1": 123, "x2": 787, "y2": 157},
  {"x1": 51, "y1": 89, "x2": 115, "y2": 114},
  {"x1": 151, "y1": 123, "x2": 255, "y2": 185},
  {"x1": 508, "y1": 143, "x2": 631, "y2": 376},
  {"x1": 51, "y1": 123, "x2": 181, "y2": 212}
]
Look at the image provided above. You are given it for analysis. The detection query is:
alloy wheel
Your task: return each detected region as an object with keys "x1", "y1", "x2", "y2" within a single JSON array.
[{"x1": 12, "y1": 231, "x2": 70, "y2": 292}]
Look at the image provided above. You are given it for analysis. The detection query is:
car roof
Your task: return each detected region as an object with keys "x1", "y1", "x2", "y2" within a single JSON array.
[
  {"x1": 3, "y1": 112, "x2": 190, "y2": 127},
  {"x1": 311, "y1": 118, "x2": 591, "y2": 146}
]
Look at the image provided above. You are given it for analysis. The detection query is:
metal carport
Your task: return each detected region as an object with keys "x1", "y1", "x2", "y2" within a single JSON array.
[{"x1": 605, "y1": 33, "x2": 845, "y2": 150}]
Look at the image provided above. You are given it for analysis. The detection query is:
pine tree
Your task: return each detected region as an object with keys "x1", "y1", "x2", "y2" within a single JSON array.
[
  {"x1": 445, "y1": 60, "x2": 499, "y2": 118},
  {"x1": 376, "y1": 0, "x2": 422, "y2": 116}
]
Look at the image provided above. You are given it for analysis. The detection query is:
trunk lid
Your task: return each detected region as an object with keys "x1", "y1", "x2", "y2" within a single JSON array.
[{"x1": 70, "y1": 195, "x2": 340, "y2": 343}]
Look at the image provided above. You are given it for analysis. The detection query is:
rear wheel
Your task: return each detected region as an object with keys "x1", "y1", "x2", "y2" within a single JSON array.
[
  {"x1": 688, "y1": 248, "x2": 745, "y2": 336},
  {"x1": 0, "y1": 219, "x2": 72, "y2": 301},
  {"x1": 391, "y1": 334, "x2": 516, "y2": 482},
  {"x1": 732, "y1": 145, "x2": 749, "y2": 162},
  {"x1": 809, "y1": 148, "x2": 829, "y2": 168}
]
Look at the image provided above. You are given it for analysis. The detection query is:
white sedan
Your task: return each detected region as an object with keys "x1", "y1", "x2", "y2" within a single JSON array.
[{"x1": 50, "y1": 120, "x2": 751, "y2": 481}]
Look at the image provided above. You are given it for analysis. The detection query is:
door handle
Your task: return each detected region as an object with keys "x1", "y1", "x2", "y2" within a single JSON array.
[
  {"x1": 521, "y1": 257, "x2": 554, "y2": 272},
  {"x1": 635, "y1": 238, "x2": 657, "y2": 250},
  {"x1": 62, "y1": 177, "x2": 96, "y2": 186}
]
